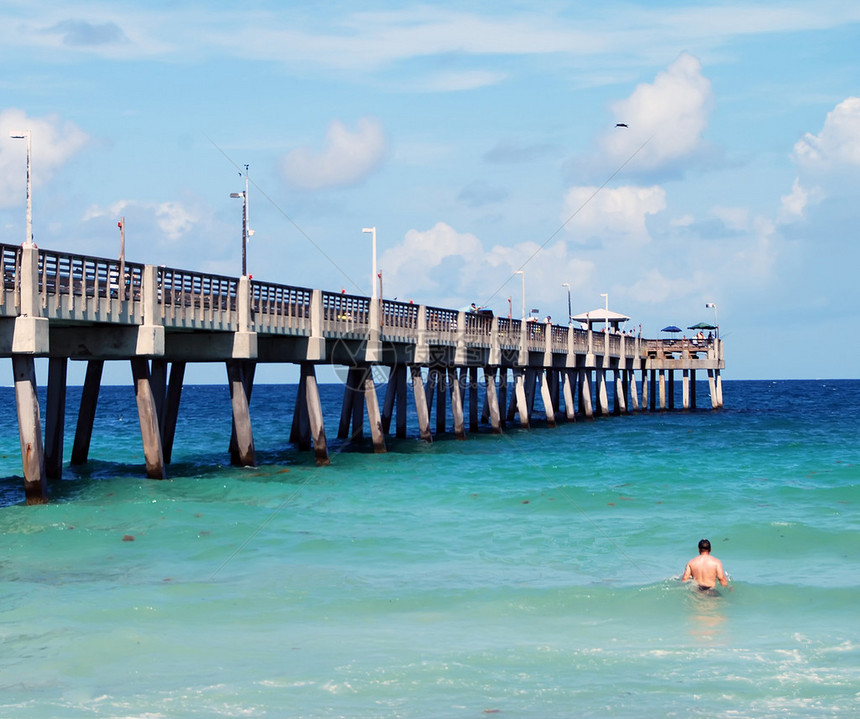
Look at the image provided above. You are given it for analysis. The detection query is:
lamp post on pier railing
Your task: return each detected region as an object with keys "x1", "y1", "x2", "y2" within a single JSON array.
[
  {"x1": 562, "y1": 282, "x2": 572, "y2": 323},
  {"x1": 362, "y1": 226, "x2": 378, "y2": 299},
  {"x1": 515, "y1": 270, "x2": 525, "y2": 322},
  {"x1": 9, "y1": 129, "x2": 33, "y2": 246},
  {"x1": 230, "y1": 165, "x2": 254, "y2": 277},
  {"x1": 705, "y1": 302, "x2": 718, "y2": 338}
]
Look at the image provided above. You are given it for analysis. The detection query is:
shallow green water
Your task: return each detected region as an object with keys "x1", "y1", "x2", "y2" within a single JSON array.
[{"x1": 1, "y1": 380, "x2": 859, "y2": 717}]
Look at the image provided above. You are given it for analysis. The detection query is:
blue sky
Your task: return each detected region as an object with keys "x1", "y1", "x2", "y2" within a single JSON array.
[{"x1": 2, "y1": 0, "x2": 859, "y2": 382}]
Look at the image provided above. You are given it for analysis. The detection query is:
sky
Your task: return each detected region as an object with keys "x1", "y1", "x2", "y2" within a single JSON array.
[{"x1": 1, "y1": 0, "x2": 859, "y2": 384}]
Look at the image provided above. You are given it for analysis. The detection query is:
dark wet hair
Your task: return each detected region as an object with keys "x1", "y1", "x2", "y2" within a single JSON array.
[{"x1": 698, "y1": 538, "x2": 711, "y2": 553}]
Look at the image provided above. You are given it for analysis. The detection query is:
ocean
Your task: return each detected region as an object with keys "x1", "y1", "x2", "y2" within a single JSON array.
[{"x1": 1, "y1": 378, "x2": 858, "y2": 718}]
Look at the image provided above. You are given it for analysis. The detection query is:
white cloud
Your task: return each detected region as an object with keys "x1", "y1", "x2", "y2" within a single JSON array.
[
  {"x1": 598, "y1": 53, "x2": 713, "y2": 175},
  {"x1": 778, "y1": 178, "x2": 819, "y2": 222},
  {"x1": 0, "y1": 109, "x2": 88, "y2": 209},
  {"x1": 561, "y1": 184, "x2": 666, "y2": 245},
  {"x1": 793, "y1": 96, "x2": 860, "y2": 171},
  {"x1": 155, "y1": 201, "x2": 196, "y2": 239},
  {"x1": 280, "y1": 118, "x2": 387, "y2": 191},
  {"x1": 381, "y1": 221, "x2": 483, "y2": 296}
]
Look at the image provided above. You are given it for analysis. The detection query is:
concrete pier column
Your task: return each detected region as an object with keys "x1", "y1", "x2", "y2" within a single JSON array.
[
  {"x1": 395, "y1": 364, "x2": 408, "y2": 438},
  {"x1": 410, "y1": 366, "x2": 433, "y2": 442},
  {"x1": 291, "y1": 369, "x2": 312, "y2": 450},
  {"x1": 45, "y1": 357, "x2": 68, "y2": 480},
  {"x1": 668, "y1": 371, "x2": 676, "y2": 410},
  {"x1": 435, "y1": 368, "x2": 447, "y2": 434},
  {"x1": 514, "y1": 368, "x2": 529, "y2": 428},
  {"x1": 447, "y1": 367, "x2": 466, "y2": 440},
  {"x1": 363, "y1": 369, "x2": 386, "y2": 453},
  {"x1": 597, "y1": 366, "x2": 609, "y2": 416},
  {"x1": 130, "y1": 358, "x2": 167, "y2": 479},
  {"x1": 614, "y1": 369, "x2": 627, "y2": 414},
  {"x1": 338, "y1": 367, "x2": 364, "y2": 439},
  {"x1": 658, "y1": 370, "x2": 667, "y2": 410},
  {"x1": 381, "y1": 366, "x2": 397, "y2": 435},
  {"x1": 498, "y1": 368, "x2": 509, "y2": 429},
  {"x1": 161, "y1": 362, "x2": 185, "y2": 464},
  {"x1": 682, "y1": 369, "x2": 690, "y2": 410},
  {"x1": 640, "y1": 368, "x2": 649, "y2": 411},
  {"x1": 12, "y1": 355, "x2": 47, "y2": 504},
  {"x1": 302, "y1": 363, "x2": 330, "y2": 464},
  {"x1": 483, "y1": 368, "x2": 502, "y2": 433},
  {"x1": 540, "y1": 370, "x2": 556, "y2": 427},
  {"x1": 580, "y1": 368, "x2": 594, "y2": 419},
  {"x1": 562, "y1": 369, "x2": 576, "y2": 421},
  {"x1": 650, "y1": 369, "x2": 657, "y2": 411},
  {"x1": 708, "y1": 369, "x2": 718, "y2": 409},
  {"x1": 468, "y1": 366, "x2": 479, "y2": 432},
  {"x1": 715, "y1": 369, "x2": 723, "y2": 408},
  {"x1": 71, "y1": 360, "x2": 104, "y2": 465},
  {"x1": 226, "y1": 359, "x2": 255, "y2": 467},
  {"x1": 690, "y1": 369, "x2": 697, "y2": 409},
  {"x1": 629, "y1": 369, "x2": 640, "y2": 411}
]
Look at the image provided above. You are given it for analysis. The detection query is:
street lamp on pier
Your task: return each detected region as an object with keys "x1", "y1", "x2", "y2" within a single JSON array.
[
  {"x1": 562, "y1": 282, "x2": 572, "y2": 323},
  {"x1": 515, "y1": 270, "x2": 525, "y2": 321},
  {"x1": 705, "y1": 302, "x2": 719, "y2": 338},
  {"x1": 230, "y1": 165, "x2": 254, "y2": 277},
  {"x1": 9, "y1": 130, "x2": 33, "y2": 246},
  {"x1": 600, "y1": 292, "x2": 609, "y2": 332},
  {"x1": 362, "y1": 227, "x2": 378, "y2": 299}
]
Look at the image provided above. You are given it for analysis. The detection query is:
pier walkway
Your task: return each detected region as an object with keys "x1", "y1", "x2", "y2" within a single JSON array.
[{"x1": 1, "y1": 243, "x2": 724, "y2": 504}]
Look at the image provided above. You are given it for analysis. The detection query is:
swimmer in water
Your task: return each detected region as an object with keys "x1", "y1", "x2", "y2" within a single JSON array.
[{"x1": 682, "y1": 538, "x2": 729, "y2": 594}]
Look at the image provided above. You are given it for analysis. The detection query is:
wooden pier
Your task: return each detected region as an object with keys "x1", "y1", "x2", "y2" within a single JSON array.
[{"x1": 1, "y1": 242, "x2": 724, "y2": 504}]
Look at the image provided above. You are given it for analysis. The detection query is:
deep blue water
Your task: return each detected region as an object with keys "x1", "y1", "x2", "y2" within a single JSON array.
[{"x1": 1, "y1": 378, "x2": 859, "y2": 717}]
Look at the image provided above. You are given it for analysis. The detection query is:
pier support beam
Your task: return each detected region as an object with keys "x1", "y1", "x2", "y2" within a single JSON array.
[
  {"x1": 12, "y1": 356, "x2": 47, "y2": 504},
  {"x1": 514, "y1": 368, "x2": 529, "y2": 428},
  {"x1": 161, "y1": 362, "x2": 185, "y2": 464},
  {"x1": 483, "y1": 367, "x2": 502, "y2": 433},
  {"x1": 45, "y1": 357, "x2": 68, "y2": 480},
  {"x1": 294, "y1": 363, "x2": 330, "y2": 464},
  {"x1": 682, "y1": 369, "x2": 690, "y2": 410},
  {"x1": 410, "y1": 366, "x2": 433, "y2": 443},
  {"x1": 71, "y1": 360, "x2": 104, "y2": 465},
  {"x1": 447, "y1": 367, "x2": 466, "y2": 440},
  {"x1": 540, "y1": 370, "x2": 556, "y2": 427},
  {"x1": 498, "y1": 368, "x2": 508, "y2": 429},
  {"x1": 130, "y1": 358, "x2": 166, "y2": 479},
  {"x1": 226, "y1": 359, "x2": 256, "y2": 468},
  {"x1": 579, "y1": 369, "x2": 594, "y2": 419},
  {"x1": 562, "y1": 369, "x2": 576, "y2": 421},
  {"x1": 363, "y1": 369, "x2": 387, "y2": 453}
]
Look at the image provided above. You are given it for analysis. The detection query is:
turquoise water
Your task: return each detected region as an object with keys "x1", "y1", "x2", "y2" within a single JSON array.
[{"x1": 1, "y1": 379, "x2": 859, "y2": 717}]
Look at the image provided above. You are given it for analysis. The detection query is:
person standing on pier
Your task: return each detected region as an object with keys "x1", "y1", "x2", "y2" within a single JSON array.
[{"x1": 682, "y1": 539, "x2": 729, "y2": 594}]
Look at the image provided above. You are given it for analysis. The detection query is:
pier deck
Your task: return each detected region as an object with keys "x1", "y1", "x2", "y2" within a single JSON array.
[{"x1": 1, "y1": 242, "x2": 724, "y2": 503}]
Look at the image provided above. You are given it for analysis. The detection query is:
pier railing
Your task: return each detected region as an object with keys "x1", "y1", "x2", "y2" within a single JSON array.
[{"x1": 0, "y1": 241, "x2": 717, "y2": 366}]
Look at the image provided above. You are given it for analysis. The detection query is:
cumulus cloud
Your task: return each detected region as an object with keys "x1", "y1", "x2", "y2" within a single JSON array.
[
  {"x1": 594, "y1": 53, "x2": 713, "y2": 178},
  {"x1": 280, "y1": 117, "x2": 387, "y2": 191},
  {"x1": 380, "y1": 222, "x2": 483, "y2": 296},
  {"x1": 793, "y1": 96, "x2": 860, "y2": 172},
  {"x1": 561, "y1": 184, "x2": 666, "y2": 246},
  {"x1": 0, "y1": 109, "x2": 89, "y2": 209}
]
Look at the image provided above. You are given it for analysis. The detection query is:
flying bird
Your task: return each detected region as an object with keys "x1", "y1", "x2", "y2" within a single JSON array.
[{"x1": 615, "y1": 123, "x2": 628, "y2": 128}]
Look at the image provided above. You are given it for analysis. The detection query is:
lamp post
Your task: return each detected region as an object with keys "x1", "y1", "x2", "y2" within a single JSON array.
[
  {"x1": 230, "y1": 165, "x2": 254, "y2": 277},
  {"x1": 600, "y1": 292, "x2": 609, "y2": 332},
  {"x1": 705, "y1": 302, "x2": 718, "y2": 338},
  {"x1": 515, "y1": 270, "x2": 525, "y2": 321},
  {"x1": 9, "y1": 130, "x2": 33, "y2": 246},
  {"x1": 362, "y1": 227, "x2": 378, "y2": 299},
  {"x1": 562, "y1": 282, "x2": 572, "y2": 323}
]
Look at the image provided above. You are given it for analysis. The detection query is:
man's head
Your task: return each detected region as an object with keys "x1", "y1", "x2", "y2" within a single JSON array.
[{"x1": 698, "y1": 538, "x2": 711, "y2": 554}]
